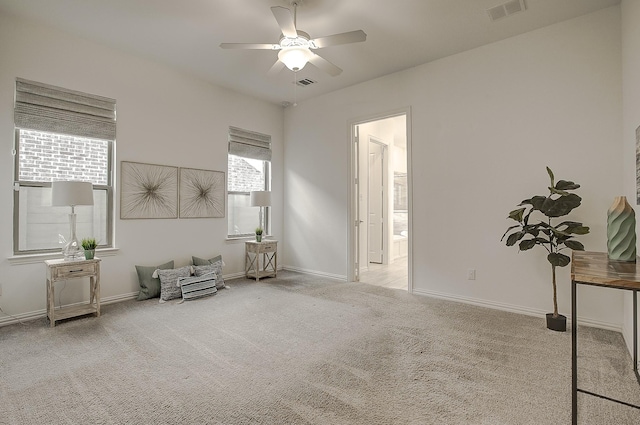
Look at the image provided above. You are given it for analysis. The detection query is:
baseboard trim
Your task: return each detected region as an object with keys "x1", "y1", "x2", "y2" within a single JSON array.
[
  {"x1": 0, "y1": 309, "x2": 46, "y2": 327},
  {"x1": 412, "y1": 288, "x2": 622, "y2": 333},
  {"x1": 0, "y1": 269, "x2": 282, "y2": 327},
  {"x1": 3, "y1": 273, "x2": 620, "y2": 333},
  {"x1": 0, "y1": 291, "x2": 139, "y2": 327},
  {"x1": 224, "y1": 267, "x2": 290, "y2": 282},
  {"x1": 281, "y1": 265, "x2": 346, "y2": 281},
  {"x1": 102, "y1": 292, "x2": 139, "y2": 304}
]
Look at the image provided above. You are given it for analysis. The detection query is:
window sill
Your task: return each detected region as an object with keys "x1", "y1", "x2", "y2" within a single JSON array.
[
  {"x1": 8, "y1": 247, "x2": 120, "y2": 266},
  {"x1": 226, "y1": 235, "x2": 273, "y2": 243}
]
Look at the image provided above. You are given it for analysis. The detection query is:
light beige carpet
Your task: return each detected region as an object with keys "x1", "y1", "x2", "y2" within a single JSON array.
[{"x1": 1, "y1": 271, "x2": 639, "y2": 424}]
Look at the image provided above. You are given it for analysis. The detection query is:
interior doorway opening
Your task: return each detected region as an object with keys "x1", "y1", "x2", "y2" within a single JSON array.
[{"x1": 349, "y1": 110, "x2": 411, "y2": 291}]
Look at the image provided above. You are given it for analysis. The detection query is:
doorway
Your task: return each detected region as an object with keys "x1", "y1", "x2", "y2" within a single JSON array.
[{"x1": 348, "y1": 110, "x2": 411, "y2": 291}]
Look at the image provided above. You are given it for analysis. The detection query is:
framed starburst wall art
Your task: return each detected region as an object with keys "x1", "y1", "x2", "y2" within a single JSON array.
[
  {"x1": 120, "y1": 161, "x2": 178, "y2": 219},
  {"x1": 179, "y1": 168, "x2": 225, "y2": 218}
]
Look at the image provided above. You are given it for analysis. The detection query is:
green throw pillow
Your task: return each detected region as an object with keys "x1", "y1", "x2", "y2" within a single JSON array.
[
  {"x1": 192, "y1": 254, "x2": 222, "y2": 266},
  {"x1": 136, "y1": 260, "x2": 174, "y2": 300},
  {"x1": 192, "y1": 255, "x2": 225, "y2": 289}
]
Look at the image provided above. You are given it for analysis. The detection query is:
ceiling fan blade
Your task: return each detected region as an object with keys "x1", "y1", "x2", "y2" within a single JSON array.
[
  {"x1": 311, "y1": 30, "x2": 367, "y2": 48},
  {"x1": 220, "y1": 43, "x2": 279, "y2": 50},
  {"x1": 308, "y1": 52, "x2": 342, "y2": 76},
  {"x1": 271, "y1": 6, "x2": 297, "y2": 38},
  {"x1": 267, "y1": 60, "x2": 285, "y2": 77}
]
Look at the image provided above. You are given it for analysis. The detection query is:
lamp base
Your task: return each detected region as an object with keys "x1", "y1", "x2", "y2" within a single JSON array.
[
  {"x1": 62, "y1": 240, "x2": 83, "y2": 261},
  {"x1": 62, "y1": 211, "x2": 83, "y2": 260}
]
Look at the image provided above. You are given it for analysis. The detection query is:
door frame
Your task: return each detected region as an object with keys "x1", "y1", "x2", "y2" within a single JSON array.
[{"x1": 347, "y1": 107, "x2": 413, "y2": 291}]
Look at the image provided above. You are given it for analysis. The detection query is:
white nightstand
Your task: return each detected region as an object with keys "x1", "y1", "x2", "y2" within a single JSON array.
[
  {"x1": 45, "y1": 257, "x2": 101, "y2": 327},
  {"x1": 245, "y1": 240, "x2": 277, "y2": 281}
]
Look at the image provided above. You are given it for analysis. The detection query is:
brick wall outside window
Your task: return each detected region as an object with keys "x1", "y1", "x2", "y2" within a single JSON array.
[
  {"x1": 18, "y1": 130, "x2": 108, "y2": 185},
  {"x1": 227, "y1": 155, "x2": 264, "y2": 192}
]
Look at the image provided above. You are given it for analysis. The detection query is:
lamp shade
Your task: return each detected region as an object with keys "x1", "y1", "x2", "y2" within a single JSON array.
[
  {"x1": 51, "y1": 181, "x2": 94, "y2": 206},
  {"x1": 250, "y1": 191, "x2": 271, "y2": 207},
  {"x1": 278, "y1": 46, "x2": 312, "y2": 72}
]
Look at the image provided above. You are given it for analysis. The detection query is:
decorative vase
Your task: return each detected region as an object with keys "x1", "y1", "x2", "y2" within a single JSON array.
[
  {"x1": 256, "y1": 234, "x2": 262, "y2": 242},
  {"x1": 607, "y1": 196, "x2": 637, "y2": 262},
  {"x1": 84, "y1": 249, "x2": 95, "y2": 260}
]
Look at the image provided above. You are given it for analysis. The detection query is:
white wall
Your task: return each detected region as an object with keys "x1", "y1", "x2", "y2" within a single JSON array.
[
  {"x1": 0, "y1": 14, "x2": 284, "y2": 322},
  {"x1": 284, "y1": 7, "x2": 624, "y2": 329},
  {"x1": 621, "y1": 0, "x2": 640, "y2": 354}
]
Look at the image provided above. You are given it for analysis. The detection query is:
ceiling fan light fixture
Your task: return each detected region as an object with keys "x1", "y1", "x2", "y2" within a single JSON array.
[
  {"x1": 278, "y1": 46, "x2": 312, "y2": 72},
  {"x1": 220, "y1": 5, "x2": 364, "y2": 77}
]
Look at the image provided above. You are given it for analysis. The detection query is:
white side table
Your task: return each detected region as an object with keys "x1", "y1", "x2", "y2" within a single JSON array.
[
  {"x1": 245, "y1": 240, "x2": 277, "y2": 281},
  {"x1": 45, "y1": 257, "x2": 101, "y2": 327}
]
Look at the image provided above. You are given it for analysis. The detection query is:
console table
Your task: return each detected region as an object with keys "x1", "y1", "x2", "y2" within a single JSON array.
[
  {"x1": 245, "y1": 240, "x2": 277, "y2": 281},
  {"x1": 45, "y1": 257, "x2": 101, "y2": 327},
  {"x1": 571, "y1": 251, "x2": 640, "y2": 424}
]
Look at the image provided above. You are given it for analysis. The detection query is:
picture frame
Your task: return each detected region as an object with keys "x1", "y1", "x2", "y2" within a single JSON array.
[
  {"x1": 120, "y1": 161, "x2": 178, "y2": 219},
  {"x1": 179, "y1": 167, "x2": 225, "y2": 218}
]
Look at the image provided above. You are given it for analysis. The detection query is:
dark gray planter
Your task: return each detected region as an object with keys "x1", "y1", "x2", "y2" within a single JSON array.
[{"x1": 546, "y1": 313, "x2": 567, "y2": 332}]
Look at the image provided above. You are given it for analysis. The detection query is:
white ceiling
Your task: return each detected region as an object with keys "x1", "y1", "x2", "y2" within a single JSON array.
[{"x1": 0, "y1": 0, "x2": 620, "y2": 106}]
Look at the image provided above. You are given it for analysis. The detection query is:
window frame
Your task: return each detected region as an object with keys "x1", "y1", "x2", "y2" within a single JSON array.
[
  {"x1": 12, "y1": 128, "x2": 115, "y2": 255},
  {"x1": 226, "y1": 155, "x2": 271, "y2": 239}
]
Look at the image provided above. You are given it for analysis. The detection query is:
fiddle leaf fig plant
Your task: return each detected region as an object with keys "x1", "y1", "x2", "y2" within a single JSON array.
[{"x1": 501, "y1": 167, "x2": 589, "y2": 319}]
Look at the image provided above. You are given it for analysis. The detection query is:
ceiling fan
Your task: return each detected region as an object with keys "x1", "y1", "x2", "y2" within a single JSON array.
[{"x1": 220, "y1": 1, "x2": 366, "y2": 77}]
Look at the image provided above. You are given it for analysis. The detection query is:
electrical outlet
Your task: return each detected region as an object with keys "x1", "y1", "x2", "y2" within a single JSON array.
[
  {"x1": 467, "y1": 269, "x2": 476, "y2": 280},
  {"x1": 0, "y1": 283, "x2": 3, "y2": 296}
]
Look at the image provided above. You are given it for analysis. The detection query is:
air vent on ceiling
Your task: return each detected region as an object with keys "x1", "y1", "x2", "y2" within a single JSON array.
[
  {"x1": 487, "y1": 0, "x2": 526, "y2": 22},
  {"x1": 296, "y1": 78, "x2": 317, "y2": 87}
]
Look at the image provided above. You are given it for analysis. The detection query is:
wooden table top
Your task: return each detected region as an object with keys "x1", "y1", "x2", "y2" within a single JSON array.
[{"x1": 571, "y1": 251, "x2": 640, "y2": 290}]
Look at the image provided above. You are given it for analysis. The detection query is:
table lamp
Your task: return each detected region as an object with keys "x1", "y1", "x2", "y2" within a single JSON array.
[
  {"x1": 250, "y1": 191, "x2": 271, "y2": 234},
  {"x1": 51, "y1": 181, "x2": 94, "y2": 260}
]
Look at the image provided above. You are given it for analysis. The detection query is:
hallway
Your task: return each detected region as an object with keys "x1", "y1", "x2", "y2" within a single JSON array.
[{"x1": 358, "y1": 256, "x2": 408, "y2": 290}]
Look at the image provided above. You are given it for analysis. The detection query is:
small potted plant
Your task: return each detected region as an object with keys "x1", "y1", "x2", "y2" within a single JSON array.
[
  {"x1": 255, "y1": 227, "x2": 263, "y2": 242},
  {"x1": 501, "y1": 167, "x2": 589, "y2": 332},
  {"x1": 81, "y1": 237, "x2": 98, "y2": 260}
]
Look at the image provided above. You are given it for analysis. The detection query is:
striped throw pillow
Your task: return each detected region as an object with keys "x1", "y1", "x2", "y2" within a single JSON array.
[
  {"x1": 178, "y1": 272, "x2": 218, "y2": 301},
  {"x1": 193, "y1": 262, "x2": 225, "y2": 289}
]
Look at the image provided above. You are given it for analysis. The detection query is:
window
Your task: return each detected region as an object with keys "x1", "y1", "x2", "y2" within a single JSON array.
[
  {"x1": 13, "y1": 78, "x2": 115, "y2": 254},
  {"x1": 227, "y1": 127, "x2": 271, "y2": 237}
]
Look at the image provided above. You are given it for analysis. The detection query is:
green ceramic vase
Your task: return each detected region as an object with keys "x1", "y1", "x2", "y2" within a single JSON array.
[{"x1": 607, "y1": 196, "x2": 636, "y2": 262}]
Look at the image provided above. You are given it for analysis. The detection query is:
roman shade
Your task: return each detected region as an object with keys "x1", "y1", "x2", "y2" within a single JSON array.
[
  {"x1": 228, "y1": 126, "x2": 271, "y2": 161},
  {"x1": 14, "y1": 78, "x2": 116, "y2": 140}
]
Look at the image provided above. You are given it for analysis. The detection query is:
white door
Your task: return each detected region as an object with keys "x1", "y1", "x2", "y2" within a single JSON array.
[{"x1": 368, "y1": 140, "x2": 385, "y2": 264}]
